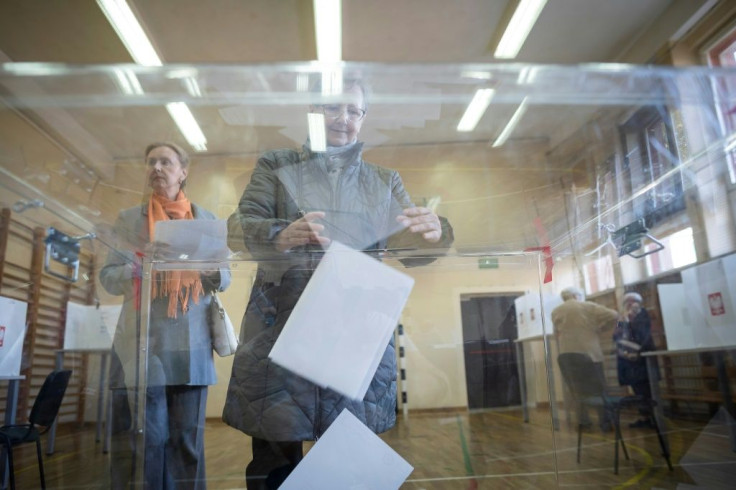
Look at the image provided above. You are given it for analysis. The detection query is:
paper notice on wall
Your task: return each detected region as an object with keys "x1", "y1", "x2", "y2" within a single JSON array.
[
  {"x1": 0, "y1": 296, "x2": 28, "y2": 376},
  {"x1": 658, "y1": 283, "x2": 695, "y2": 351},
  {"x1": 516, "y1": 291, "x2": 560, "y2": 340},
  {"x1": 280, "y1": 409, "x2": 413, "y2": 490},
  {"x1": 269, "y1": 241, "x2": 414, "y2": 400},
  {"x1": 64, "y1": 302, "x2": 121, "y2": 350}
]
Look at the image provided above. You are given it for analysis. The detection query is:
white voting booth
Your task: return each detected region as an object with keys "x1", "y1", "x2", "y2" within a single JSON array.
[
  {"x1": 658, "y1": 255, "x2": 736, "y2": 351},
  {"x1": 0, "y1": 296, "x2": 28, "y2": 377},
  {"x1": 514, "y1": 290, "x2": 562, "y2": 426}
]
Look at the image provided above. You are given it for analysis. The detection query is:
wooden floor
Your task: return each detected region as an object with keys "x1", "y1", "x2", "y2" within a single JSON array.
[{"x1": 4, "y1": 406, "x2": 736, "y2": 489}]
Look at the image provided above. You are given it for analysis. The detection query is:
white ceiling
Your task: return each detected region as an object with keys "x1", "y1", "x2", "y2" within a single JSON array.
[
  {"x1": 0, "y1": 0, "x2": 722, "y2": 251},
  {"x1": 0, "y1": 0, "x2": 712, "y2": 65}
]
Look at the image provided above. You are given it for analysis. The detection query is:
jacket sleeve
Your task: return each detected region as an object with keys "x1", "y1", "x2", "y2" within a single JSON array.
[
  {"x1": 228, "y1": 153, "x2": 292, "y2": 260},
  {"x1": 385, "y1": 170, "x2": 454, "y2": 267},
  {"x1": 99, "y1": 212, "x2": 137, "y2": 297},
  {"x1": 194, "y1": 206, "x2": 232, "y2": 293},
  {"x1": 592, "y1": 303, "x2": 620, "y2": 332}
]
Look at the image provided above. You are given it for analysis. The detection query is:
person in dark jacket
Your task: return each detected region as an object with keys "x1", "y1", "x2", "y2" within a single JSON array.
[
  {"x1": 222, "y1": 78, "x2": 454, "y2": 489},
  {"x1": 614, "y1": 291, "x2": 656, "y2": 428},
  {"x1": 100, "y1": 142, "x2": 231, "y2": 489}
]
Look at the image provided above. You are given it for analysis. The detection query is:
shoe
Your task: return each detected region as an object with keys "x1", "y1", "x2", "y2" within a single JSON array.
[{"x1": 628, "y1": 419, "x2": 652, "y2": 428}]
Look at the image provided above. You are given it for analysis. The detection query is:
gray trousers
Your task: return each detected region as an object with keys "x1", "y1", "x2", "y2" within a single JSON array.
[{"x1": 111, "y1": 385, "x2": 208, "y2": 489}]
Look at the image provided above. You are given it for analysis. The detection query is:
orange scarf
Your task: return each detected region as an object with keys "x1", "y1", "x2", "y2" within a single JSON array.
[{"x1": 148, "y1": 191, "x2": 203, "y2": 318}]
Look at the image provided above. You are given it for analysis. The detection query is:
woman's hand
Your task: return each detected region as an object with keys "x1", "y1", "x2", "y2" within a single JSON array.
[
  {"x1": 396, "y1": 207, "x2": 442, "y2": 243},
  {"x1": 275, "y1": 211, "x2": 331, "y2": 252}
]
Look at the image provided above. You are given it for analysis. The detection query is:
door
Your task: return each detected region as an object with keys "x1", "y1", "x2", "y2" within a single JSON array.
[{"x1": 461, "y1": 295, "x2": 521, "y2": 409}]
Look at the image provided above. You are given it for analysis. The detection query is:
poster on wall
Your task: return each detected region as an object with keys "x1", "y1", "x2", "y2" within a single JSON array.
[
  {"x1": 0, "y1": 296, "x2": 28, "y2": 376},
  {"x1": 516, "y1": 290, "x2": 560, "y2": 341},
  {"x1": 64, "y1": 302, "x2": 121, "y2": 351}
]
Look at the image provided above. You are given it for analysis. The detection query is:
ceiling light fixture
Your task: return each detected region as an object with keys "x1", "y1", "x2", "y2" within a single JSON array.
[
  {"x1": 98, "y1": 0, "x2": 209, "y2": 152},
  {"x1": 96, "y1": 0, "x2": 162, "y2": 66},
  {"x1": 113, "y1": 68, "x2": 144, "y2": 95},
  {"x1": 725, "y1": 132, "x2": 736, "y2": 153},
  {"x1": 166, "y1": 103, "x2": 208, "y2": 152},
  {"x1": 307, "y1": 113, "x2": 327, "y2": 152},
  {"x1": 457, "y1": 89, "x2": 495, "y2": 132},
  {"x1": 492, "y1": 98, "x2": 529, "y2": 147},
  {"x1": 313, "y1": 0, "x2": 342, "y2": 62},
  {"x1": 495, "y1": 0, "x2": 548, "y2": 59}
]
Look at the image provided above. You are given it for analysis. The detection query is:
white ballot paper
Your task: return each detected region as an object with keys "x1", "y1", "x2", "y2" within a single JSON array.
[
  {"x1": 153, "y1": 219, "x2": 229, "y2": 268},
  {"x1": 64, "y1": 302, "x2": 122, "y2": 350},
  {"x1": 269, "y1": 241, "x2": 415, "y2": 400},
  {"x1": 280, "y1": 409, "x2": 413, "y2": 490},
  {"x1": 0, "y1": 296, "x2": 28, "y2": 376}
]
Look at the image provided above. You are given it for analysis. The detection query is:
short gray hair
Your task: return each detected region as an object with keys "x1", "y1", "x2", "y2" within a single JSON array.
[
  {"x1": 623, "y1": 292, "x2": 643, "y2": 305},
  {"x1": 561, "y1": 286, "x2": 584, "y2": 302},
  {"x1": 309, "y1": 76, "x2": 372, "y2": 111}
]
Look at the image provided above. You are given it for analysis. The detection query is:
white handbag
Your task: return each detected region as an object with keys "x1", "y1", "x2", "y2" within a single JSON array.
[{"x1": 209, "y1": 292, "x2": 238, "y2": 357}]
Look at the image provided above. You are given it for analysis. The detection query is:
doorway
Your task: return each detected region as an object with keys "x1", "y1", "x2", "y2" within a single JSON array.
[{"x1": 461, "y1": 294, "x2": 521, "y2": 410}]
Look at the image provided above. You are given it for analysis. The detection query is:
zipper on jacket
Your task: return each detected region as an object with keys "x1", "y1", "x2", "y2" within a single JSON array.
[{"x1": 313, "y1": 385, "x2": 321, "y2": 439}]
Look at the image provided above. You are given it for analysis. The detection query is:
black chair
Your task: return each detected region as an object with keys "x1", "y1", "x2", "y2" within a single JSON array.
[
  {"x1": 557, "y1": 353, "x2": 672, "y2": 474},
  {"x1": 1, "y1": 370, "x2": 72, "y2": 490}
]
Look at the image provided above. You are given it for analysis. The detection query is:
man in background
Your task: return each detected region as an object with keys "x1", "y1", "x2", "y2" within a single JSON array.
[{"x1": 552, "y1": 286, "x2": 620, "y2": 430}]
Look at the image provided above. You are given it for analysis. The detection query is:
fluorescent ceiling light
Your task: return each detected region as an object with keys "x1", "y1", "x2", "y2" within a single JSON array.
[
  {"x1": 97, "y1": 0, "x2": 162, "y2": 66},
  {"x1": 492, "y1": 98, "x2": 529, "y2": 147},
  {"x1": 725, "y1": 132, "x2": 736, "y2": 153},
  {"x1": 314, "y1": 0, "x2": 342, "y2": 62},
  {"x1": 517, "y1": 66, "x2": 538, "y2": 85},
  {"x1": 296, "y1": 73, "x2": 310, "y2": 92},
  {"x1": 99, "y1": 0, "x2": 209, "y2": 152},
  {"x1": 3, "y1": 63, "x2": 69, "y2": 76},
  {"x1": 183, "y1": 77, "x2": 203, "y2": 97},
  {"x1": 457, "y1": 89, "x2": 495, "y2": 132},
  {"x1": 166, "y1": 103, "x2": 207, "y2": 152},
  {"x1": 307, "y1": 113, "x2": 327, "y2": 152},
  {"x1": 113, "y1": 68, "x2": 143, "y2": 95},
  {"x1": 321, "y1": 67, "x2": 343, "y2": 96},
  {"x1": 495, "y1": 0, "x2": 548, "y2": 59}
]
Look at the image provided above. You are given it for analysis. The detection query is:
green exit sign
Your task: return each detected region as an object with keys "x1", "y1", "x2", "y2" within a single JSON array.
[{"x1": 478, "y1": 257, "x2": 498, "y2": 269}]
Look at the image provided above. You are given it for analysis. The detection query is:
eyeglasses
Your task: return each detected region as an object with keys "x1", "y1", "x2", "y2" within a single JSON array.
[{"x1": 320, "y1": 104, "x2": 366, "y2": 122}]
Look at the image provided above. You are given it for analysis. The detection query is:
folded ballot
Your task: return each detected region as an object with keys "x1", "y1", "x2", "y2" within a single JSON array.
[
  {"x1": 280, "y1": 409, "x2": 413, "y2": 490},
  {"x1": 153, "y1": 219, "x2": 229, "y2": 268},
  {"x1": 269, "y1": 241, "x2": 414, "y2": 400}
]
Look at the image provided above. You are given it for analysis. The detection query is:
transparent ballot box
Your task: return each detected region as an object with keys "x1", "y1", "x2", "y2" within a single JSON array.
[{"x1": 1, "y1": 63, "x2": 736, "y2": 488}]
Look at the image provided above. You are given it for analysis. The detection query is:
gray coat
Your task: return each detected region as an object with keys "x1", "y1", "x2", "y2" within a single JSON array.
[
  {"x1": 100, "y1": 203, "x2": 231, "y2": 389},
  {"x1": 222, "y1": 143, "x2": 453, "y2": 441}
]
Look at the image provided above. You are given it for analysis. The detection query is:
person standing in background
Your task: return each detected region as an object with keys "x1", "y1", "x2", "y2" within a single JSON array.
[
  {"x1": 100, "y1": 142, "x2": 231, "y2": 489},
  {"x1": 552, "y1": 286, "x2": 620, "y2": 430},
  {"x1": 614, "y1": 291, "x2": 656, "y2": 428}
]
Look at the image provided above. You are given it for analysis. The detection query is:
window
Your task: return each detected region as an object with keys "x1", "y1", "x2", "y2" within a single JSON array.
[
  {"x1": 644, "y1": 227, "x2": 697, "y2": 276},
  {"x1": 619, "y1": 106, "x2": 686, "y2": 228},
  {"x1": 583, "y1": 253, "x2": 615, "y2": 295},
  {"x1": 706, "y1": 24, "x2": 736, "y2": 183}
]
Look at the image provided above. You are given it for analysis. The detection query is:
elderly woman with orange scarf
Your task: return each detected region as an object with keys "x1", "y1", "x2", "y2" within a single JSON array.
[{"x1": 100, "y1": 142, "x2": 231, "y2": 489}]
